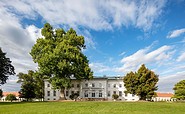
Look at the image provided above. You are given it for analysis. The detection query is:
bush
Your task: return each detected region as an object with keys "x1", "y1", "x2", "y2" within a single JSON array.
[
  {"x1": 112, "y1": 94, "x2": 119, "y2": 100},
  {"x1": 5, "y1": 94, "x2": 17, "y2": 102}
]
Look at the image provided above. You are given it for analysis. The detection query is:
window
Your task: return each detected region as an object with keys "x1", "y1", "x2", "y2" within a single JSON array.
[
  {"x1": 84, "y1": 90, "x2": 88, "y2": 97},
  {"x1": 47, "y1": 98, "x2": 50, "y2": 100},
  {"x1": 71, "y1": 84, "x2": 74, "y2": 87},
  {"x1": 66, "y1": 91, "x2": 69, "y2": 96},
  {"x1": 92, "y1": 83, "x2": 95, "y2": 87},
  {"x1": 108, "y1": 84, "x2": 110, "y2": 88},
  {"x1": 99, "y1": 83, "x2": 102, "y2": 87},
  {"x1": 99, "y1": 90, "x2": 102, "y2": 97},
  {"x1": 113, "y1": 91, "x2": 116, "y2": 94},
  {"x1": 132, "y1": 94, "x2": 135, "y2": 97},
  {"x1": 119, "y1": 84, "x2": 122, "y2": 88},
  {"x1": 53, "y1": 90, "x2": 56, "y2": 96},
  {"x1": 125, "y1": 93, "x2": 128, "y2": 97},
  {"x1": 77, "y1": 91, "x2": 80, "y2": 95},
  {"x1": 71, "y1": 91, "x2": 74, "y2": 95},
  {"x1": 113, "y1": 84, "x2": 116, "y2": 88},
  {"x1": 53, "y1": 98, "x2": 56, "y2": 100},
  {"x1": 92, "y1": 91, "x2": 95, "y2": 97},
  {"x1": 119, "y1": 91, "x2": 122, "y2": 97},
  {"x1": 47, "y1": 91, "x2": 50, "y2": 96},
  {"x1": 77, "y1": 84, "x2": 80, "y2": 88},
  {"x1": 47, "y1": 84, "x2": 50, "y2": 87},
  {"x1": 108, "y1": 91, "x2": 110, "y2": 97},
  {"x1": 85, "y1": 83, "x2": 88, "y2": 87}
]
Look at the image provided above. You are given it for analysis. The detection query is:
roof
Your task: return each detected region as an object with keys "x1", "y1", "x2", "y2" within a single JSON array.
[
  {"x1": 3, "y1": 92, "x2": 20, "y2": 97},
  {"x1": 156, "y1": 92, "x2": 173, "y2": 97}
]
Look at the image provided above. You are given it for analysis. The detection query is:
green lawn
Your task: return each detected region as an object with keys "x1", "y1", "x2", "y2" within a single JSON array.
[{"x1": 0, "y1": 101, "x2": 185, "y2": 114}]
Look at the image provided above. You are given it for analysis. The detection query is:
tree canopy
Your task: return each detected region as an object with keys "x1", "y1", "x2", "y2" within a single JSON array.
[
  {"x1": 0, "y1": 48, "x2": 15, "y2": 85},
  {"x1": 123, "y1": 64, "x2": 159, "y2": 100},
  {"x1": 17, "y1": 70, "x2": 37, "y2": 101},
  {"x1": 30, "y1": 23, "x2": 93, "y2": 99},
  {"x1": 173, "y1": 80, "x2": 185, "y2": 100},
  {"x1": 0, "y1": 89, "x2": 3, "y2": 98},
  {"x1": 5, "y1": 94, "x2": 17, "y2": 102}
]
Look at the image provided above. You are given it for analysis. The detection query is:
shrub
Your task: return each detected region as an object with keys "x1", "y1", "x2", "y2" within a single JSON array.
[
  {"x1": 5, "y1": 94, "x2": 17, "y2": 102},
  {"x1": 69, "y1": 93, "x2": 79, "y2": 101},
  {"x1": 112, "y1": 94, "x2": 119, "y2": 100}
]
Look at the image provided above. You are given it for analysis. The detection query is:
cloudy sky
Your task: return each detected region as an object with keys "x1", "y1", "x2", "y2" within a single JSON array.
[{"x1": 0, "y1": 0, "x2": 185, "y2": 93}]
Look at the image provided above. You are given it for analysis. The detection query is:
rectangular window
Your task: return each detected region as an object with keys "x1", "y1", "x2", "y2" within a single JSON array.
[
  {"x1": 99, "y1": 83, "x2": 102, "y2": 87},
  {"x1": 92, "y1": 83, "x2": 95, "y2": 87},
  {"x1": 132, "y1": 94, "x2": 135, "y2": 97},
  {"x1": 119, "y1": 91, "x2": 122, "y2": 97},
  {"x1": 71, "y1": 84, "x2": 74, "y2": 87},
  {"x1": 66, "y1": 91, "x2": 69, "y2": 96},
  {"x1": 108, "y1": 84, "x2": 110, "y2": 88},
  {"x1": 71, "y1": 91, "x2": 74, "y2": 95},
  {"x1": 77, "y1": 91, "x2": 80, "y2": 95},
  {"x1": 113, "y1": 84, "x2": 116, "y2": 88},
  {"x1": 84, "y1": 90, "x2": 88, "y2": 97},
  {"x1": 77, "y1": 84, "x2": 80, "y2": 88},
  {"x1": 53, "y1": 90, "x2": 56, "y2": 96},
  {"x1": 92, "y1": 91, "x2": 95, "y2": 97},
  {"x1": 99, "y1": 90, "x2": 102, "y2": 97},
  {"x1": 119, "y1": 84, "x2": 122, "y2": 88},
  {"x1": 47, "y1": 91, "x2": 50, "y2": 96},
  {"x1": 125, "y1": 93, "x2": 128, "y2": 97},
  {"x1": 85, "y1": 83, "x2": 88, "y2": 87},
  {"x1": 113, "y1": 91, "x2": 116, "y2": 94},
  {"x1": 108, "y1": 91, "x2": 110, "y2": 97},
  {"x1": 47, "y1": 84, "x2": 50, "y2": 87}
]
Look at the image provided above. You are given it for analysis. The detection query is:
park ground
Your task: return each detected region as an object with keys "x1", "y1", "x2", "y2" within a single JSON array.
[{"x1": 0, "y1": 101, "x2": 185, "y2": 114}]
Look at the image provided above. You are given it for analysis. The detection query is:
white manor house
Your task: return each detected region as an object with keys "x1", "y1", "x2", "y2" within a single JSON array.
[{"x1": 44, "y1": 76, "x2": 140, "y2": 101}]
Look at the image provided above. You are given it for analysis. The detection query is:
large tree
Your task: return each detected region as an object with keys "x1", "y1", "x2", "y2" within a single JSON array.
[
  {"x1": 0, "y1": 48, "x2": 15, "y2": 85},
  {"x1": 17, "y1": 70, "x2": 36, "y2": 101},
  {"x1": 123, "y1": 64, "x2": 159, "y2": 100},
  {"x1": 0, "y1": 89, "x2": 3, "y2": 98},
  {"x1": 30, "y1": 23, "x2": 93, "y2": 99},
  {"x1": 173, "y1": 80, "x2": 185, "y2": 100}
]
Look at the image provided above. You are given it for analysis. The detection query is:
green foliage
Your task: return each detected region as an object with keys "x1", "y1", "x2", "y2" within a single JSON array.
[
  {"x1": 30, "y1": 23, "x2": 93, "y2": 99},
  {"x1": 173, "y1": 80, "x2": 185, "y2": 100},
  {"x1": 17, "y1": 70, "x2": 45, "y2": 101},
  {"x1": 123, "y1": 64, "x2": 159, "y2": 100},
  {"x1": 5, "y1": 94, "x2": 16, "y2": 102},
  {"x1": 0, "y1": 89, "x2": 3, "y2": 98},
  {"x1": 112, "y1": 94, "x2": 119, "y2": 100},
  {"x1": 0, "y1": 48, "x2": 15, "y2": 85}
]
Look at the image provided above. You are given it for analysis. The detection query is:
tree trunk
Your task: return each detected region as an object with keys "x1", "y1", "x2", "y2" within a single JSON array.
[{"x1": 59, "y1": 88, "x2": 66, "y2": 100}]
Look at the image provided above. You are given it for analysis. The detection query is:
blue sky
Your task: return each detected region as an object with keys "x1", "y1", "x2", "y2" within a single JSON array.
[{"x1": 0, "y1": 0, "x2": 185, "y2": 93}]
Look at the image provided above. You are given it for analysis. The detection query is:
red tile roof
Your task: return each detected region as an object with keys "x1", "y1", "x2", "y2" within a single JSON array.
[
  {"x1": 3, "y1": 92, "x2": 20, "y2": 97},
  {"x1": 156, "y1": 92, "x2": 173, "y2": 97}
]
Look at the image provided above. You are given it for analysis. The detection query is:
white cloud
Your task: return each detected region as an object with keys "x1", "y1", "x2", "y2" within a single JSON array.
[
  {"x1": 167, "y1": 28, "x2": 185, "y2": 38},
  {"x1": 89, "y1": 62, "x2": 112, "y2": 73},
  {"x1": 117, "y1": 44, "x2": 173, "y2": 73},
  {"x1": 2, "y1": 0, "x2": 166, "y2": 31},
  {"x1": 177, "y1": 52, "x2": 185, "y2": 62}
]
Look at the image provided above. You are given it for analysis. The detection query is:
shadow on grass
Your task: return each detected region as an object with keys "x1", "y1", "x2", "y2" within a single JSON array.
[{"x1": 0, "y1": 101, "x2": 48, "y2": 105}]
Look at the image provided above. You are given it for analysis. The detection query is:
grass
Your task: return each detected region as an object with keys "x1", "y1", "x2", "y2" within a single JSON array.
[{"x1": 0, "y1": 101, "x2": 185, "y2": 114}]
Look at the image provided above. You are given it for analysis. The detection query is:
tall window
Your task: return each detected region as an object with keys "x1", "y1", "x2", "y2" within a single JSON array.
[
  {"x1": 108, "y1": 84, "x2": 110, "y2": 88},
  {"x1": 71, "y1": 84, "x2": 74, "y2": 87},
  {"x1": 92, "y1": 91, "x2": 95, "y2": 97},
  {"x1": 113, "y1": 84, "x2": 116, "y2": 88},
  {"x1": 47, "y1": 84, "x2": 50, "y2": 87},
  {"x1": 125, "y1": 93, "x2": 128, "y2": 97},
  {"x1": 119, "y1": 84, "x2": 122, "y2": 88},
  {"x1": 108, "y1": 91, "x2": 110, "y2": 97},
  {"x1": 99, "y1": 90, "x2": 102, "y2": 97},
  {"x1": 113, "y1": 91, "x2": 116, "y2": 94},
  {"x1": 47, "y1": 91, "x2": 50, "y2": 96},
  {"x1": 99, "y1": 83, "x2": 102, "y2": 87},
  {"x1": 66, "y1": 91, "x2": 69, "y2": 96},
  {"x1": 84, "y1": 90, "x2": 88, "y2": 97},
  {"x1": 132, "y1": 94, "x2": 135, "y2": 97},
  {"x1": 92, "y1": 83, "x2": 95, "y2": 87},
  {"x1": 77, "y1": 84, "x2": 80, "y2": 88},
  {"x1": 71, "y1": 91, "x2": 74, "y2": 95},
  {"x1": 119, "y1": 91, "x2": 122, "y2": 97},
  {"x1": 53, "y1": 90, "x2": 56, "y2": 96},
  {"x1": 77, "y1": 91, "x2": 80, "y2": 95},
  {"x1": 85, "y1": 83, "x2": 88, "y2": 87}
]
